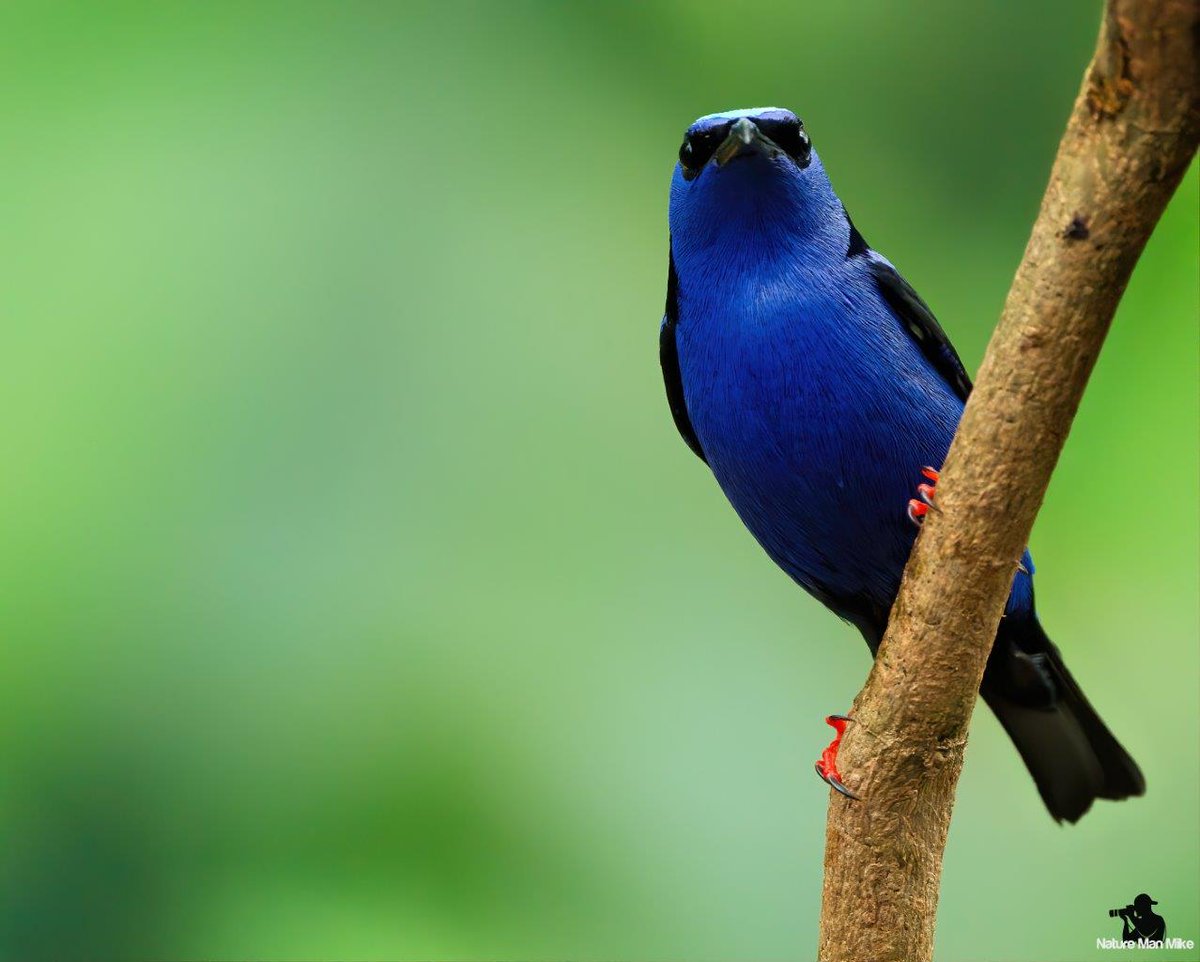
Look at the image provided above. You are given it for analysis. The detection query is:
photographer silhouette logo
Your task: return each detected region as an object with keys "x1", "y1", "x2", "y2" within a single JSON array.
[{"x1": 1097, "y1": 893, "x2": 1195, "y2": 951}]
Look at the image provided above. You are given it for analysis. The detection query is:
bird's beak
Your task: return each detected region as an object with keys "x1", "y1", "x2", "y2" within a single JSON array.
[{"x1": 713, "y1": 117, "x2": 782, "y2": 166}]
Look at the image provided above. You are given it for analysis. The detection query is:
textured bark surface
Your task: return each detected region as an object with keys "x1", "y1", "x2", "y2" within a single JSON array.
[{"x1": 817, "y1": 4, "x2": 1200, "y2": 961}]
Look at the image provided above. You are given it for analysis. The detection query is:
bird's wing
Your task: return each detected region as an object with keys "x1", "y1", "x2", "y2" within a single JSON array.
[
  {"x1": 867, "y1": 254, "x2": 973, "y2": 402},
  {"x1": 661, "y1": 245, "x2": 707, "y2": 462}
]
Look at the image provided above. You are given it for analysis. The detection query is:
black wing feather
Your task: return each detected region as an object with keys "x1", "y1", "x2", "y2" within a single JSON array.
[
  {"x1": 661, "y1": 245, "x2": 707, "y2": 462},
  {"x1": 869, "y1": 258, "x2": 973, "y2": 402}
]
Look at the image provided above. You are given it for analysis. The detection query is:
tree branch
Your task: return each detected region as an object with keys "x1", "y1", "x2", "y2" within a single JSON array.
[{"x1": 817, "y1": 3, "x2": 1200, "y2": 960}]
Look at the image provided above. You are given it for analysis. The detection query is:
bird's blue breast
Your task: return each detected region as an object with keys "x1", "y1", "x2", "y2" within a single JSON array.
[{"x1": 676, "y1": 254, "x2": 962, "y2": 608}]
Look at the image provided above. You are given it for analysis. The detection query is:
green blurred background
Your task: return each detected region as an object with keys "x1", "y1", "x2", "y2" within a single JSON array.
[{"x1": 1, "y1": 2, "x2": 1196, "y2": 960}]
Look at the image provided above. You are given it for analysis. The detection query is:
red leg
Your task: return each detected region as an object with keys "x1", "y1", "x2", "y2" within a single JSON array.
[
  {"x1": 814, "y1": 714, "x2": 860, "y2": 799},
  {"x1": 907, "y1": 466, "x2": 940, "y2": 526}
]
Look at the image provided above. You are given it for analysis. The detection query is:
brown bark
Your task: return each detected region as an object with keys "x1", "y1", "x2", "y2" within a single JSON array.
[{"x1": 817, "y1": 4, "x2": 1200, "y2": 961}]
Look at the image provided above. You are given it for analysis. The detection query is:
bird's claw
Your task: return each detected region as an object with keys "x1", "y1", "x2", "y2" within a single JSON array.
[
  {"x1": 815, "y1": 762, "x2": 860, "y2": 799},
  {"x1": 907, "y1": 466, "x2": 940, "y2": 526},
  {"x1": 814, "y1": 714, "x2": 860, "y2": 801}
]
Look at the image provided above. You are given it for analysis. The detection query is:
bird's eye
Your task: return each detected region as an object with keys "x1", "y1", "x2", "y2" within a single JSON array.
[
  {"x1": 757, "y1": 115, "x2": 812, "y2": 168},
  {"x1": 678, "y1": 122, "x2": 730, "y2": 180},
  {"x1": 678, "y1": 139, "x2": 697, "y2": 176}
]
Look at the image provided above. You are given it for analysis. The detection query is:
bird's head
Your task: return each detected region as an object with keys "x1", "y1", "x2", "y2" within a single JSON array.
[
  {"x1": 677, "y1": 108, "x2": 812, "y2": 181},
  {"x1": 669, "y1": 108, "x2": 849, "y2": 269}
]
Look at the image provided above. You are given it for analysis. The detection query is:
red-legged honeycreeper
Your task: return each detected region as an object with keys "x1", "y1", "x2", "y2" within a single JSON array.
[{"x1": 660, "y1": 107, "x2": 1144, "y2": 822}]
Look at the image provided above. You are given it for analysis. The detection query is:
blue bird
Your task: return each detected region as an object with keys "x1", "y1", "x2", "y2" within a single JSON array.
[{"x1": 661, "y1": 107, "x2": 1144, "y2": 822}]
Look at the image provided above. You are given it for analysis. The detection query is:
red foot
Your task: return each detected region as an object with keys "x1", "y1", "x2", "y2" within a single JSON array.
[
  {"x1": 907, "y1": 466, "x2": 940, "y2": 525},
  {"x1": 814, "y1": 714, "x2": 860, "y2": 799}
]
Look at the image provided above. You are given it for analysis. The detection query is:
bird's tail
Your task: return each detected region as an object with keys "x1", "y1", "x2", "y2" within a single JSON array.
[{"x1": 982, "y1": 616, "x2": 1145, "y2": 823}]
